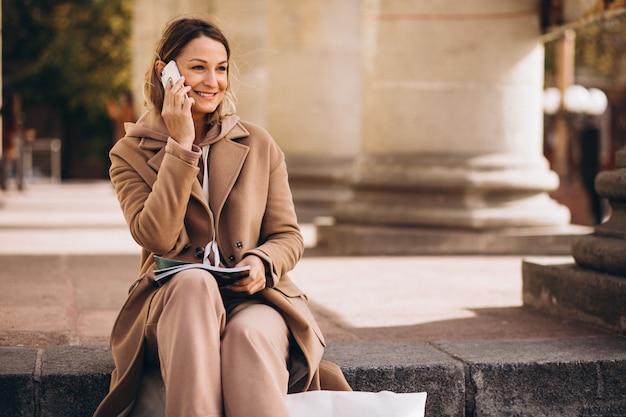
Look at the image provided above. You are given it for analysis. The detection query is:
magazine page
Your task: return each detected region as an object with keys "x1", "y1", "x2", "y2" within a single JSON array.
[{"x1": 153, "y1": 256, "x2": 250, "y2": 287}]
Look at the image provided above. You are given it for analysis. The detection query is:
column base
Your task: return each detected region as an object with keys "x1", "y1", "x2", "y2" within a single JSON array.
[
  {"x1": 333, "y1": 153, "x2": 572, "y2": 228},
  {"x1": 316, "y1": 220, "x2": 591, "y2": 256},
  {"x1": 316, "y1": 153, "x2": 581, "y2": 254},
  {"x1": 287, "y1": 155, "x2": 354, "y2": 222},
  {"x1": 571, "y1": 164, "x2": 626, "y2": 277}
]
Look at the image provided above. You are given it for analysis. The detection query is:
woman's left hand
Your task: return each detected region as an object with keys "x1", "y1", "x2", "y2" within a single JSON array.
[{"x1": 228, "y1": 255, "x2": 267, "y2": 295}]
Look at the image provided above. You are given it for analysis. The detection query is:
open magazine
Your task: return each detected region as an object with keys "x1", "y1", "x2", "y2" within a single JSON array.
[{"x1": 152, "y1": 256, "x2": 250, "y2": 287}]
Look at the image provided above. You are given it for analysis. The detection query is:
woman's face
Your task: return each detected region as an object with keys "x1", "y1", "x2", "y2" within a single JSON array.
[{"x1": 175, "y1": 35, "x2": 228, "y2": 118}]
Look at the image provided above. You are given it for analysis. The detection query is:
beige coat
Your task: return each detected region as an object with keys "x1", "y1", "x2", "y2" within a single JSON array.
[{"x1": 93, "y1": 112, "x2": 348, "y2": 417}]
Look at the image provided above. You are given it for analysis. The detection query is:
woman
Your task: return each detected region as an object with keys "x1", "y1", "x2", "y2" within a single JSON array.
[{"x1": 93, "y1": 16, "x2": 350, "y2": 417}]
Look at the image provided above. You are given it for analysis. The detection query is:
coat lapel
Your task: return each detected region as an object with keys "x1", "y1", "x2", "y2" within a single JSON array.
[{"x1": 208, "y1": 139, "x2": 249, "y2": 217}]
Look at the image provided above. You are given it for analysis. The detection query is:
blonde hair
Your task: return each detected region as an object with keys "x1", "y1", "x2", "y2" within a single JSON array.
[{"x1": 143, "y1": 17, "x2": 236, "y2": 126}]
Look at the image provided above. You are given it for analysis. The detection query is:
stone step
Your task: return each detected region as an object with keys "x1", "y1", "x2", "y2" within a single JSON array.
[
  {"x1": 2, "y1": 338, "x2": 626, "y2": 417},
  {"x1": 523, "y1": 258, "x2": 626, "y2": 336}
]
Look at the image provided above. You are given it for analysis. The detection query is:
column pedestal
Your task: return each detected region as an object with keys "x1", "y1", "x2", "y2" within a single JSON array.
[
  {"x1": 317, "y1": 153, "x2": 586, "y2": 255},
  {"x1": 287, "y1": 155, "x2": 353, "y2": 223},
  {"x1": 523, "y1": 147, "x2": 626, "y2": 335},
  {"x1": 572, "y1": 147, "x2": 626, "y2": 275}
]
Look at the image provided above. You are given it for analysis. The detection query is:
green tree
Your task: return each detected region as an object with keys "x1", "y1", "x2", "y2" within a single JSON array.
[
  {"x1": 3, "y1": 0, "x2": 132, "y2": 178},
  {"x1": 545, "y1": 14, "x2": 626, "y2": 87},
  {"x1": 575, "y1": 14, "x2": 626, "y2": 86}
]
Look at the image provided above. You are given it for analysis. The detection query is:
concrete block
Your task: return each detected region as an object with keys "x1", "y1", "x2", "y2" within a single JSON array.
[
  {"x1": 0, "y1": 347, "x2": 37, "y2": 417},
  {"x1": 324, "y1": 342, "x2": 466, "y2": 417},
  {"x1": 436, "y1": 337, "x2": 626, "y2": 417},
  {"x1": 39, "y1": 346, "x2": 113, "y2": 417},
  {"x1": 523, "y1": 259, "x2": 626, "y2": 334}
]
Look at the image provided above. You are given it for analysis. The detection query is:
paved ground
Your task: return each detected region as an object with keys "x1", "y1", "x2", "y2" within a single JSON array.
[{"x1": 0, "y1": 181, "x2": 611, "y2": 349}]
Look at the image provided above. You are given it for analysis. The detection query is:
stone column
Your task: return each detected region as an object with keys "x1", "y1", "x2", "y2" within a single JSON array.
[
  {"x1": 265, "y1": 0, "x2": 361, "y2": 220},
  {"x1": 208, "y1": 0, "x2": 268, "y2": 126},
  {"x1": 318, "y1": 0, "x2": 579, "y2": 255}
]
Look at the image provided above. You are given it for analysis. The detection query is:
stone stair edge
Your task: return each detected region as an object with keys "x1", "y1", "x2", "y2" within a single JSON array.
[{"x1": 2, "y1": 337, "x2": 626, "y2": 417}]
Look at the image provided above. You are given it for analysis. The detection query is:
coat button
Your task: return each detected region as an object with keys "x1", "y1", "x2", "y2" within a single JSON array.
[
  {"x1": 236, "y1": 241, "x2": 243, "y2": 249},
  {"x1": 181, "y1": 244, "x2": 192, "y2": 254},
  {"x1": 229, "y1": 255, "x2": 235, "y2": 262},
  {"x1": 194, "y1": 247, "x2": 204, "y2": 259}
]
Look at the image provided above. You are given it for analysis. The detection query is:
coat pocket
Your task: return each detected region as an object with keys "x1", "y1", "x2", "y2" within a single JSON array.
[{"x1": 273, "y1": 275, "x2": 308, "y2": 299}]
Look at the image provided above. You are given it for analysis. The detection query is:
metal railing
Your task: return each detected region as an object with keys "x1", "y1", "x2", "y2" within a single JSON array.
[{"x1": 21, "y1": 138, "x2": 62, "y2": 183}]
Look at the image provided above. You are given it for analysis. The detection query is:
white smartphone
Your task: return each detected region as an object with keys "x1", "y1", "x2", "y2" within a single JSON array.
[{"x1": 160, "y1": 60, "x2": 183, "y2": 88}]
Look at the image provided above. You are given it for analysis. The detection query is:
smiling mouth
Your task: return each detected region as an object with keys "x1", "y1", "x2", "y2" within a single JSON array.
[{"x1": 196, "y1": 91, "x2": 217, "y2": 98}]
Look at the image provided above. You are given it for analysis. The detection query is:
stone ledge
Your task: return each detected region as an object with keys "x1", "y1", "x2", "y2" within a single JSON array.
[
  {"x1": 523, "y1": 259, "x2": 626, "y2": 335},
  {"x1": 324, "y1": 342, "x2": 465, "y2": 417},
  {"x1": 435, "y1": 337, "x2": 626, "y2": 417},
  {"x1": 0, "y1": 346, "x2": 112, "y2": 417},
  {"x1": 2, "y1": 337, "x2": 626, "y2": 417},
  {"x1": 0, "y1": 348, "x2": 37, "y2": 417}
]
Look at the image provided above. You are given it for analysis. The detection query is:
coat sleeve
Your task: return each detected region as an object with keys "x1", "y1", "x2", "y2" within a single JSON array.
[{"x1": 109, "y1": 138, "x2": 201, "y2": 255}]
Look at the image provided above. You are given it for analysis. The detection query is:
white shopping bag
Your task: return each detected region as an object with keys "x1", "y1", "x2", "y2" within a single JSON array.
[{"x1": 285, "y1": 390, "x2": 427, "y2": 417}]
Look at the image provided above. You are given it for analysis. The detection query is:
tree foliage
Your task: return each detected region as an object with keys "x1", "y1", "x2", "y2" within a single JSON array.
[
  {"x1": 3, "y1": 0, "x2": 132, "y2": 119},
  {"x1": 3, "y1": 0, "x2": 133, "y2": 178},
  {"x1": 575, "y1": 14, "x2": 626, "y2": 85},
  {"x1": 545, "y1": 14, "x2": 626, "y2": 87}
]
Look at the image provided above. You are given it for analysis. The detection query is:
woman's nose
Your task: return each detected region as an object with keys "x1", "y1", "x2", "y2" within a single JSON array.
[{"x1": 204, "y1": 71, "x2": 217, "y2": 86}]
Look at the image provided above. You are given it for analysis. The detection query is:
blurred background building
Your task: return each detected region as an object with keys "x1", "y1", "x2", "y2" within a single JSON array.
[{"x1": 2, "y1": 0, "x2": 626, "y2": 251}]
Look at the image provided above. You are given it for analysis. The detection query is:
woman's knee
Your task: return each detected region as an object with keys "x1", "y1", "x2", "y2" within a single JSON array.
[
  {"x1": 223, "y1": 305, "x2": 289, "y2": 351},
  {"x1": 163, "y1": 268, "x2": 221, "y2": 301}
]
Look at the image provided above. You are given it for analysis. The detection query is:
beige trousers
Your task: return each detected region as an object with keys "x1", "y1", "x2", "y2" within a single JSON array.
[{"x1": 145, "y1": 268, "x2": 292, "y2": 417}]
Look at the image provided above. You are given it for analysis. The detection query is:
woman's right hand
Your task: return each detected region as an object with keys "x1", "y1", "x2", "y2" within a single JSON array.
[{"x1": 161, "y1": 77, "x2": 195, "y2": 150}]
